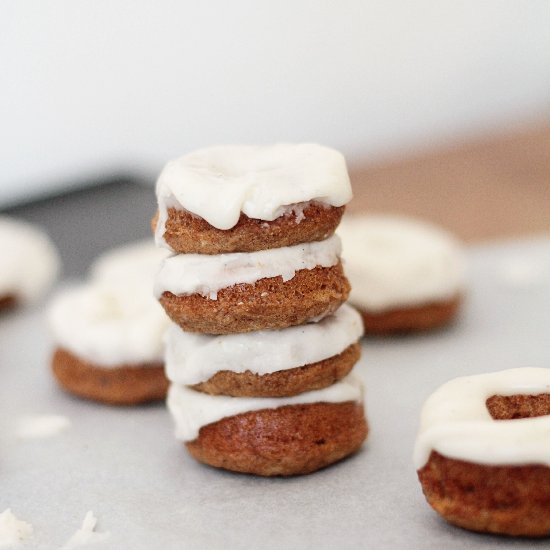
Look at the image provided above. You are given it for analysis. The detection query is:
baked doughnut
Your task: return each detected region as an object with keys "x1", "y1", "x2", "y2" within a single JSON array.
[
  {"x1": 338, "y1": 214, "x2": 465, "y2": 334},
  {"x1": 90, "y1": 239, "x2": 169, "y2": 286},
  {"x1": 165, "y1": 303, "x2": 363, "y2": 397},
  {"x1": 414, "y1": 368, "x2": 550, "y2": 537},
  {"x1": 168, "y1": 374, "x2": 367, "y2": 476},
  {"x1": 155, "y1": 235, "x2": 350, "y2": 334},
  {"x1": 152, "y1": 203, "x2": 345, "y2": 255},
  {"x1": 0, "y1": 216, "x2": 60, "y2": 310},
  {"x1": 154, "y1": 144, "x2": 351, "y2": 253},
  {"x1": 48, "y1": 277, "x2": 169, "y2": 405}
]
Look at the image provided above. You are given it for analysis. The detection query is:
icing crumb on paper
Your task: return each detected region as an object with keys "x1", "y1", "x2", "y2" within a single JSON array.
[
  {"x1": 59, "y1": 511, "x2": 110, "y2": 549},
  {"x1": 15, "y1": 415, "x2": 71, "y2": 439},
  {"x1": 0, "y1": 509, "x2": 33, "y2": 547}
]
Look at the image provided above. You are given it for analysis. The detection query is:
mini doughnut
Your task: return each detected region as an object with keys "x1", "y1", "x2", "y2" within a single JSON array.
[
  {"x1": 52, "y1": 348, "x2": 167, "y2": 406},
  {"x1": 338, "y1": 214, "x2": 465, "y2": 334},
  {"x1": 0, "y1": 216, "x2": 60, "y2": 310},
  {"x1": 152, "y1": 203, "x2": 345, "y2": 255},
  {"x1": 155, "y1": 235, "x2": 350, "y2": 334},
  {"x1": 168, "y1": 374, "x2": 367, "y2": 476},
  {"x1": 48, "y1": 279, "x2": 169, "y2": 405},
  {"x1": 90, "y1": 239, "x2": 169, "y2": 286},
  {"x1": 414, "y1": 368, "x2": 550, "y2": 537},
  {"x1": 154, "y1": 143, "x2": 352, "y2": 251},
  {"x1": 165, "y1": 303, "x2": 363, "y2": 397}
]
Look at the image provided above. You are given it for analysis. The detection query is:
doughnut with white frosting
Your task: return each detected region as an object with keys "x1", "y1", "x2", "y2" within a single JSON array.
[
  {"x1": 48, "y1": 241, "x2": 171, "y2": 405},
  {"x1": 169, "y1": 372, "x2": 364, "y2": 441},
  {"x1": 49, "y1": 283, "x2": 167, "y2": 368},
  {"x1": 169, "y1": 373, "x2": 367, "y2": 476},
  {"x1": 91, "y1": 239, "x2": 169, "y2": 289},
  {"x1": 155, "y1": 234, "x2": 341, "y2": 299},
  {"x1": 165, "y1": 303, "x2": 363, "y2": 390},
  {"x1": 157, "y1": 235, "x2": 350, "y2": 334},
  {"x1": 0, "y1": 216, "x2": 60, "y2": 308},
  {"x1": 415, "y1": 368, "x2": 550, "y2": 536},
  {"x1": 338, "y1": 214, "x2": 465, "y2": 333},
  {"x1": 155, "y1": 144, "x2": 352, "y2": 240}
]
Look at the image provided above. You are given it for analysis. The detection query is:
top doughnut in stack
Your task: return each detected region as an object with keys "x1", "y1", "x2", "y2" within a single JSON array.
[{"x1": 153, "y1": 144, "x2": 368, "y2": 476}]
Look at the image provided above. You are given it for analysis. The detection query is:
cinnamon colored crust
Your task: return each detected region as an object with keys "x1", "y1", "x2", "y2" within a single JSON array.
[
  {"x1": 418, "y1": 451, "x2": 550, "y2": 537},
  {"x1": 51, "y1": 348, "x2": 168, "y2": 406},
  {"x1": 0, "y1": 294, "x2": 17, "y2": 312},
  {"x1": 486, "y1": 393, "x2": 550, "y2": 420},
  {"x1": 152, "y1": 204, "x2": 345, "y2": 254},
  {"x1": 358, "y1": 294, "x2": 462, "y2": 335},
  {"x1": 159, "y1": 263, "x2": 350, "y2": 334},
  {"x1": 192, "y1": 342, "x2": 360, "y2": 397},
  {"x1": 418, "y1": 393, "x2": 550, "y2": 536},
  {"x1": 186, "y1": 401, "x2": 368, "y2": 476}
]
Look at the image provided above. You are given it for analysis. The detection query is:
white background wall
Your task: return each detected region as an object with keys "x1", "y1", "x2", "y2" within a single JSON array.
[{"x1": 2, "y1": 1, "x2": 550, "y2": 206}]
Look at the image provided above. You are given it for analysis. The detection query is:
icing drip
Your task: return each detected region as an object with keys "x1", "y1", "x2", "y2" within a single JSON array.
[{"x1": 155, "y1": 143, "x2": 352, "y2": 242}]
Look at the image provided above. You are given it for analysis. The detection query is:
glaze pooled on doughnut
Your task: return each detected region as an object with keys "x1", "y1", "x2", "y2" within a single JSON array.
[
  {"x1": 338, "y1": 214, "x2": 465, "y2": 333},
  {"x1": 154, "y1": 144, "x2": 352, "y2": 246},
  {"x1": 0, "y1": 216, "x2": 60, "y2": 309},
  {"x1": 415, "y1": 368, "x2": 550, "y2": 536}
]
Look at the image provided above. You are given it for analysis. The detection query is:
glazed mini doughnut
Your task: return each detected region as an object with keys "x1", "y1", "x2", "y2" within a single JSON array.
[
  {"x1": 165, "y1": 303, "x2": 363, "y2": 397},
  {"x1": 155, "y1": 234, "x2": 350, "y2": 334},
  {"x1": 168, "y1": 374, "x2": 367, "y2": 476},
  {"x1": 0, "y1": 216, "x2": 60, "y2": 310},
  {"x1": 90, "y1": 239, "x2": 169, "y2": 287},
  {"x1": 153, "y1": 144, "x2": 351, "y2": 254},
  {"x1": 338, "y1": 214, "x2": 465, "y2": 334},
  {"x1": 48, "y1": 282, "x2": 169, "y2": 406},
  {"x1": 414, "y1": 368, "x2": 550, "y2": 537}
]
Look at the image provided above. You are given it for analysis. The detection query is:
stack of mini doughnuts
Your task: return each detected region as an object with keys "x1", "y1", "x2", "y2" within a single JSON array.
[{"x1": 153, "y1": 144, "x2": 368, "y2": 476}]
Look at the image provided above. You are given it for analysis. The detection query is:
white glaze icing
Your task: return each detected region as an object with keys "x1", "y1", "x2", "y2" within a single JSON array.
[
  {"x1": 59, "y1": 511, "x2": 110, "y2": 550},
  {"x1": 15, "y1": 414, "x2": 71, "y2": 439},
  {"x1": 0, "y1": 216, "x2": 60, "y2": 303},
  {"x1": 165, "y1": 304, "x2": 363, "y2": 385},
  {"x1": 48, "y1": 283, "x2": 168, "y2": 368},
  {"x1": 168, "y1": 373, "x2": 364, "y2": 441},
  {"x1": 0, "y1": 509, "x2": 33, "y2": 547},
  {"x1": 154, "y1": 234, "x2": 341, "y2": 299},
  {"x1": 154, "y1": 143, "x2": 352, "y2": 243},
  {"x1": 337, "y1": 214, "x2": 465, "y2": 312},
  {"x1": 414, "y1": 368, "x2": 550, "y2": 469},
  {"x1": 91, "y1": 240, "x2": 169, "y2": 288}
]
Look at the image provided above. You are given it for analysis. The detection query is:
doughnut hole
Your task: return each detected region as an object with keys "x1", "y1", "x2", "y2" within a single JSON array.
[{"x1": 486, "y1": 394, "x2": 550, "y2": 420}]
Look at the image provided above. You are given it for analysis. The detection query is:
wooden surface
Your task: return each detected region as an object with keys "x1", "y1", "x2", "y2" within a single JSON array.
[{"x1": 348, "y1": 124, "x2": 550, "y2": 243}]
